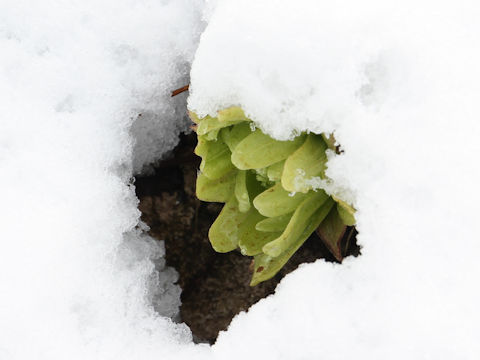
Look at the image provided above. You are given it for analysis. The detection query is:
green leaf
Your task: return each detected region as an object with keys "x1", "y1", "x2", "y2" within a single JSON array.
[
  {"x1": 208, "y1": 196, "x2": 247, "y2": 252},
  {"x1": 196, "y1": 170, "x2": 236, "y2": 202},
  {"x1": 217, "y1": 106, "x2": 250, "y2": 123},
  {"x1": 221, "y1": 122, "x2": 253, "y2": 152},
  {"x1": 188, "y1": 111, "x2": 203, "y2": 124},
  {"x1": 333, "y1": 196, "x2": 356, "y2": 226},
  {"x1": 234, "y1": 170, "x2": 251, "y2": 212},
  {"x1": 197, "y1": 116, "x2": 244, "y2": 136},
  {"x1": 231, "y1": 129, "x2": 306, "y2": 170},
  {"x1": 190, "y1": 110, "x2": 355, "y2": 287},
  {"x1": 252, "y1": 183, "x2": 308, "y2": 218},
  {"x1": 316, "y1": 207, "x2": 347, "y2": 262},
  {"x1": 281, "y1": 134, "x2": 328, "y2": 193},
  {"x1": 204, "y1": 128, "x2": 221, "y2": 141},
  {"x1": 200, "y1": 138, "x2": 235, "y2": 180},
  {"x1": 238, "y1": 209, "x2": 281, "y2": 256},
  {"x1": 255, "y1": 212, "x2": 292, "y2": 232},
  {"x1": 250, "y1": 197, "x2": 335, "y2": 286},
  {"x1": 262, "y1": 191, "x2": 330, "y2": 257},
  {"x1": 194, "y1": 136, "x2": 210, "y2": 157},
  {"x1": 266, "y1": 160, "x2": 285, "y2": 182}
]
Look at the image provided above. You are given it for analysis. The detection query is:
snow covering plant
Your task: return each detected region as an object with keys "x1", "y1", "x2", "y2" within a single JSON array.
[
  {"x1": 191, "y1": 107, "x2": 356, "y2": 285},
  {"x1": 3, "y1": 0, "x2": 480, "y2": 357}
]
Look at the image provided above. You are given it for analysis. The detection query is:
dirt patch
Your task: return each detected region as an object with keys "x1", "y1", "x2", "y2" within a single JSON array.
[{"x1": 135, "y1": 133, "x2": 360, "y2": 344}]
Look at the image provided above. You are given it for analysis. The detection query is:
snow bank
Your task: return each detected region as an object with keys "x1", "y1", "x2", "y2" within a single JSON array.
[
  {"x1": 190, "y1": 0, "x2": 480, "y2": 358},
  {"x1": 0, "y1": 1, "x2": 209, "y2": 359}
]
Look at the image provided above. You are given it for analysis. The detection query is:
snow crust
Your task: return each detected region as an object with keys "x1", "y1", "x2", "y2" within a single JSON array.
[{"x1": 190, "y1": 0, "x2": 480, "y2": 358}]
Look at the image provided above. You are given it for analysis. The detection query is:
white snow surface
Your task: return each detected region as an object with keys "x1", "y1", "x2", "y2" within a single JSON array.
[
  {"x1": 0, "y1": 0, "x2": 208, "y2": 359},
  {"x1": 191, "y1": 0, "x2": 480, "y2": 358},
  {"x1": 1, "y1": 0, "x2": 480, "y2": 359}
]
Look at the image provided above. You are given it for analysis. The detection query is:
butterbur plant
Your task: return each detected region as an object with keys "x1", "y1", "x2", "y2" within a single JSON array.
[{"x1": 190, "y1": 107, "x2": 356, "y2": 285}]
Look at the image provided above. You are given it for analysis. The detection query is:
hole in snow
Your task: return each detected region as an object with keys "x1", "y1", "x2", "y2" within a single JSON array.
[{"x1": 134, "y1": 132, "x2": 360, "y2": 344}]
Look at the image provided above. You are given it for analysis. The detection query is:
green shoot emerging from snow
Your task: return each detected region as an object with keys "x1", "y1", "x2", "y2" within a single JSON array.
[{"x1": 191, "y1": 107, "x2": 356, "y2": 286}]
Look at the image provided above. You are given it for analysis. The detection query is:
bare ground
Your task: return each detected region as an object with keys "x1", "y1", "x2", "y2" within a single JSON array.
[{"x1": 135, "y1": 133, "x2": 359, "y2": 344}]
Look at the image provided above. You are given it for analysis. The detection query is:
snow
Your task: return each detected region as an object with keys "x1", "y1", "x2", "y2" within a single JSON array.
[
  {"x1": 0, "y1": 0, "x2": 208, "y2": 359},
  {"x1": 191, "y1": 0, "x2": 480, "y2": 358},
  {"x1": 1, "y1": 0, "x2": 480, "y2": 359}
]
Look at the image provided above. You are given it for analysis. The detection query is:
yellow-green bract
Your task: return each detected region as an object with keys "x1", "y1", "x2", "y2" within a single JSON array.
[{"x1": 190, "y1": 107, "x2": 356, "y2": 285}]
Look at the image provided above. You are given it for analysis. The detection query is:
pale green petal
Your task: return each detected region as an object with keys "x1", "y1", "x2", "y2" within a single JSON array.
[
  {"x1": 200, "y1": 138, "x2": 235, "y2": 180},
  {"x1": 217, "y1": 106, "x2": 250, "y2": 123},
  {"x1": 334, "y1": 196, "x2": 356, "y2": 226},
  {"x1": 209, "y1": 197, "x2": 247, "y2": 252},
  {"x1": 221, "y1": 122, "x2": 252, "y2": 152},
  {"x1": 266, "y1": 160, "x2": 285, "y2": 182},
  {"x1": 238, "y1": 209, "x2": 281, "y2": 256},
  {"x1": 250, "y1": 198, "x2": 334, "y2": 286},
  {"x1": 255, "y1": 213, "x2": 292, "y2": 232},
  {"x1": 234, "y1": 170, "x2": 250, "y2": 212},
  {"x1": 197, "y1": 116, "x2": 244, "y2": 136},
  {"x1": 282, "y1": 134, "x2": 328, "y2": 193},
  {"x1": 263, "y1": 191, "x2": 330, "y2": 257},
  {"x1": 196, "y1": 170, "x2": 236, "y2": 202},
  {"x1": 232, "y1": 130, "x2": 306, "y2": 170},
  {"x1": 253, "y1": 183, "x2": 308, "y2": 218}
]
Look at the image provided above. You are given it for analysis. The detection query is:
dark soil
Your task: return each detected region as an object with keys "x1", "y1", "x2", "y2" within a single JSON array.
[{"x1": 135, "y1": 133, "x2": 360, "y2": 344}]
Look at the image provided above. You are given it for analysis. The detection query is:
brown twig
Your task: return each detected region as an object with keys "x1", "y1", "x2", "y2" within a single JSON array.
[{"x1": 171, "y1": 84, "x2": 190, "y2": 97}]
